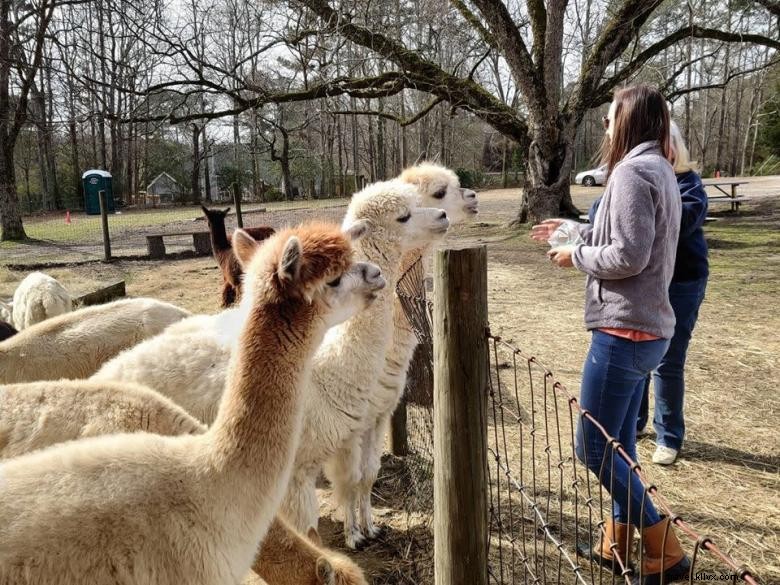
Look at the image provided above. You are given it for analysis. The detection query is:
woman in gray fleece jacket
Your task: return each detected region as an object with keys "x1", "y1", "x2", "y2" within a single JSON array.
[{"x1": 533, "y1": 86, "x2": 689, "y2": 585}]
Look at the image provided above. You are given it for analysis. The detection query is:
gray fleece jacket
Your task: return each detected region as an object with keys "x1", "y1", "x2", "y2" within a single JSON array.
[{"x1": 572, "y1": 141, "x2": 681, "y2": 338}]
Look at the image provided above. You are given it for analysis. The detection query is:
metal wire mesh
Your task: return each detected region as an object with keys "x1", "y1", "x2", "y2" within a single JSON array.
[
  {"x1": 389, "y1": 256, "x2": 761, "y2": 585},
  {"x1": 485, "y1": 334, "x2": 760, "y2": 585}
]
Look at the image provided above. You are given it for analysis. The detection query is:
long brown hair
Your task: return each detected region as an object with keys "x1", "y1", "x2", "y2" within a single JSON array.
[{"x1": 601, "y1": 85, "x2": 672, "y2": 174}]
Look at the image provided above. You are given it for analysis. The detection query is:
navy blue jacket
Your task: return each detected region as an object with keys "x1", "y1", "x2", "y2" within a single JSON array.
[{"x1": 587, "y1": 169, "x2": 708, "y2": 282}]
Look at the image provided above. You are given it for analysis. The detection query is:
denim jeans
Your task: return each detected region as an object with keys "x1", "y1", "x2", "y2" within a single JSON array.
[
  {"x1": 575, "y1": 330, "x2": 670, "y2": 528},
  {"x1": 637, "y1": 277, "x2": 707, "y2": 449}
]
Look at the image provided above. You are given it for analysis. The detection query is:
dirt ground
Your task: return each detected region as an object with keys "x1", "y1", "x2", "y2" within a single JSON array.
[{"x1": 1, "y1": 177, "x2": 778, "y2": 583}]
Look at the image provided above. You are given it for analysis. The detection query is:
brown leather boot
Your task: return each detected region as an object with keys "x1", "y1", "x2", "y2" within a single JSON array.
[
  {"x1": 637, "y1": 516, "x2": 691, "y2": 584},
  {"x1": 577, "y1": 518, "x2": 635, "y2": 575}
]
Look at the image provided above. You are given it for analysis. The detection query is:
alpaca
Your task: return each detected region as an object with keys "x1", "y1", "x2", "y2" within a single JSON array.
[
  {"x1": 202, "y1": 204, "x2": 275, "y2": 308},
  {"x1": 93, "y1": 180, "x2": 449, "y2": 540},
  {"x1": 0, "y1": 223, "x2": 359, "y2": 585},
  {"x1": 0, "y1": 298, "x2": 190, "y2": 384},
  {"x1": 326, "y1": 162, "x2": 480, "y2": 548},
  {"x1": 91, "y1": 257, "x2": 386, "y2": 424},
  {"x1": 0, "y1": 320, "x2": 15, "y2": 342},
  {"x1": 252, "y1": 517, "x2": 368, "y2": 585},
  {"x1": 0, "y1": 384, "x2": 368, "y2": 585},
  {"x1": 0, "y1": 380, "x2": 206, "y2": 459},
  {"x1": 10, "y1": 272, "x2": 72, "y2": 330}
]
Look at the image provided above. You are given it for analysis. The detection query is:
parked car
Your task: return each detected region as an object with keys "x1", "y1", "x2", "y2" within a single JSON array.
[{"x1": 575, "y1": 164, "x2": 607, "y2": 187}]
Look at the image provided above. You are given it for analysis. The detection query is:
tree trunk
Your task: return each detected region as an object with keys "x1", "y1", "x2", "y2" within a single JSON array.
[
  {"x1": 0, "y1": 148, "x2": 25, "y2": 240},
  {"x1": 509, "y1": 125, "x2": 578, "y2": 226},
  {"x1": 191, "y1": 124, "x2": 201, "y2": 204}
]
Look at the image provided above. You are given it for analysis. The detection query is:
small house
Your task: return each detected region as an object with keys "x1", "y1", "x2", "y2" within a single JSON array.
[{"x1": 146, "y1": 172, "x2": 183, "y2": 204}]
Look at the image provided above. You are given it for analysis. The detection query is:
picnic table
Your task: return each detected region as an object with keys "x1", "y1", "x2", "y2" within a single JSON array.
[{"x1": 701, "y1": 179, "x2": 751, "y2": 212}]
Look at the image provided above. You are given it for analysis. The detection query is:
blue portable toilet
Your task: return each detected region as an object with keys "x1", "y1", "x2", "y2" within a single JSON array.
[{"x1": 82, "y1": 170, "x2": 115, "y2": 215}]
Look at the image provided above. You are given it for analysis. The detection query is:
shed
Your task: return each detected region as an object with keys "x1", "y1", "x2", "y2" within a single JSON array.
[
  {"x1": 147, "y1": 172, "x2": 183, "y2": 204},
  {"x1": 82, "y1": 170, "x2": 115, "y2": 215}
]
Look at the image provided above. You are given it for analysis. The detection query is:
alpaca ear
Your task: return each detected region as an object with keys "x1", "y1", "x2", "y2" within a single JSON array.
[
  {"x1": 315, "y1": 557, "x2": 335, "y2": 585},
  {"x1": 307, "y1": 526, "x2": 323, "y2": 546},
  {"x1": 232, "y1": 229, "x2": 261, "y2": 268},
  {"x1": 278, "y1": 236, "x2": 302, "y2": 283},
  {"x1": 222, "y1": 207, "x2": 231, "y2": 215},
  {"x1": 343, "y1": 219, "x2": 370, "y2": 242},
  {"x1": 200, "y1": 204, "x2": 210, "y2": 215}
]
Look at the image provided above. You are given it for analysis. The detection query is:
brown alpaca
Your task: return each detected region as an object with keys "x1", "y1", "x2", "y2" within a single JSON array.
[
  {"x1": 201, "y1": 205, "x2": 275, "y2": 307},
  {"x1": 253, "y1": 518, "x2": 368, "y2": 585},
  {"x1": 0, "y1": 223, "x2": 357, "y2": 585}
]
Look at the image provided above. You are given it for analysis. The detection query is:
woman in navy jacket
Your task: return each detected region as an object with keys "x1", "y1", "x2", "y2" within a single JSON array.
[{"x1": 589, "y1": 121, "x2": 709, "y2": 466}]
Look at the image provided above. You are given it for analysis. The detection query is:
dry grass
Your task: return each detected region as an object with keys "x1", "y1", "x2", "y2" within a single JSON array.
[{"x1": 0, "y1": 177, "x2": 777, "y2": 583}]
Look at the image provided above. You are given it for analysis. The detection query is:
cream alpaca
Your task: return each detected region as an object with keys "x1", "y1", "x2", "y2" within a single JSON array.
[
  {"x1": 326, "y1": 162, "x2": 479, "y2": 548},
  {"x1": 0, "y1": 384, "x2": 367, "y2": 585},
  {"x1": 10, "y1": 272, "x2": 72, "y2": 330},
  {"x1": 92, "y1": 180, "x2": 449, "y2": 537},
  {"x1": 0, "y1": 223, "x2": 357, "y2": 585},
  {"x1": 0, "y1": 380, "x2": 206, "y2": 459},
  {"x1": 0, "y1": 298, "x2": 190, "y2": 384}
]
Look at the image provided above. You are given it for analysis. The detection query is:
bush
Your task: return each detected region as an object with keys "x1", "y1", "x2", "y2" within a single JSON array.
[
  {"x1": 262, "y1": 188, "x2": 287, "y2": 202},
  {"x1": 456, "y1": 168, "x2": 486, "y2": 188}
]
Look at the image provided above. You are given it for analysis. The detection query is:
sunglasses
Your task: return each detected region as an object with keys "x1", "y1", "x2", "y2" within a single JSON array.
[{"x1": 602, "y1": 115, "x2": 610, "y2": 130}]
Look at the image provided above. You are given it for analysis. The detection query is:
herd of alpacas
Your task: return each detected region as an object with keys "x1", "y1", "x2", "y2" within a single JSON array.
[{"x1": 0, "y1": 162, "x2": 478, "y2": 585}]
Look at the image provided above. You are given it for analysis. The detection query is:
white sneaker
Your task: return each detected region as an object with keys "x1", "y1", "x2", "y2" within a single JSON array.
[{"x1": 652, "y1": 445, "x2": 679, "y2": 465}]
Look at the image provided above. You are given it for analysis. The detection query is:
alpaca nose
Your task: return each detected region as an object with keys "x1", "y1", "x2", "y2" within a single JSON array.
[
  {"x1": 461, "y1": 188, "x2": 477, "y2": 200},
  {"x1": 438, "y1": 210, "x2": 448, "y2": 220},
  {"x1": 362, "y1": 263, "x2": 382, "y2": 282}
]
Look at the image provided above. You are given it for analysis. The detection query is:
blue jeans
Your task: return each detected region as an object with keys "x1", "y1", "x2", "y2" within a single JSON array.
[
  {"x1": 637, "y1": 278, "x2": 707, "y2": 449},
  {"x1": 575, "y1": 330, "x2": 670, "y2": 528}
]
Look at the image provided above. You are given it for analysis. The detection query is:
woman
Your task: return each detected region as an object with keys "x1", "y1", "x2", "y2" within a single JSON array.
[
  {"x1": 532, "y1": 85, "x2": 690, "y2": 584},
  {"x1": 636, "y1": 122, "x2": 709, "y2": 465}
]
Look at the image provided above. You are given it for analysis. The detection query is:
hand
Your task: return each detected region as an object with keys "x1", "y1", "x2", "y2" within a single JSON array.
[
  {"x1": 547, "y1": 245, "x2": 575, "y2": 268},
  {"x1": 530, "y1": 219, "x2": 564, "y2": 243}
]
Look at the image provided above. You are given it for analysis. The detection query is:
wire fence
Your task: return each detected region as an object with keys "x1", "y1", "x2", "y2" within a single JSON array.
[
  {"x1": 0, "y1": 200, "x2": 348, "y2": 268},
  {"x1": 386, "y1": 254, "x2": 762, "y2": 585}
]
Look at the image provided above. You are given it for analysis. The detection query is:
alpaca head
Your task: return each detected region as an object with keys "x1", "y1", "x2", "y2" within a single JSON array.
[
  {"x1": 201, "y1": 204, "x2": 231, "y2": 228},
  {"x1": 342, "y1": 179, "x2": 450, "y2": 256},
  {"x1": 233, "y1": 222, "x2": 371, "y2": 329},
  {"x1": 399, "y1": 162, "x2": 479, "y2": 223}
]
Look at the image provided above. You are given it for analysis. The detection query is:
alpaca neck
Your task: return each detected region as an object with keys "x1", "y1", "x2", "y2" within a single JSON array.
[
  {"x1": 208, "y1": 216, "x2": 231, "y2": 252},
  {"x1": 209, "y1": 296, "x2": 323, "y2": 499}
]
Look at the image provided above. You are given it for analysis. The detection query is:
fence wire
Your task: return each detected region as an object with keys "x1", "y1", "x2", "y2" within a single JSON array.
[
  {"x1": 389, "y1": 256, "x2": 761, "y2": 585},
  {"x1": 485, "y1": 334, "x2": 760, "y2": 585}
]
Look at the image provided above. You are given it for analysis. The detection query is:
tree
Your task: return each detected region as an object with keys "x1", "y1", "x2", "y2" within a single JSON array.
[{"x1": 0, "y1": 0, "x2": 57, "y2": 240}]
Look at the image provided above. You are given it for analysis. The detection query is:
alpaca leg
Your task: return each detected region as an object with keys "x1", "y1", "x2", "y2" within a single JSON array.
[
  {"x1": 281, "y1": 470, "x2": 320, "y2": 533},
  {"x1": 358, "y1": 418, "x2": 385, "y2": 539},
  {"x1": 325, "y1": 442, "x2": 365, "y2": 549}
]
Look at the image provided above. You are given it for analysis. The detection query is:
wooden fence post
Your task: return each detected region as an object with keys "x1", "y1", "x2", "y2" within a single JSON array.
[
  {"x1": 98, "y1": 190, "x2": 112, "y2": 262},
  {"x1": 433, "y1": 245, "x2": 489, "y2": 585},
  {"x1": 232, "y1": 182, "x2": 244, "y2": 228}
]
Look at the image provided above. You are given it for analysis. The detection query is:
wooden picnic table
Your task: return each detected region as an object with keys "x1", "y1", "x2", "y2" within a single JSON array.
[{"x1": 701, "y1": 179, "x2": 751, "y2": 212}]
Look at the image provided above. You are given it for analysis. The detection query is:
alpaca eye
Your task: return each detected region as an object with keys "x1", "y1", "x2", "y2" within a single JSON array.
[
  {"x1": 397, "y1": 213, "x2": 411, "y2": 223},
  {"x1": 327, "y1": 276, "x2": 342, "y2": 287},
  {"x1": 433, "y1": 188, "x2": 446, "y2": 199}
]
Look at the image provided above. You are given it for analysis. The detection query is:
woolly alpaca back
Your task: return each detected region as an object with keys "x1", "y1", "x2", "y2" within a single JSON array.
[
  {"x1": 0, "y1": 380, "x2": 206, "y2": 459},
  {"x1": 0, "y1": 298, "x2": 191, "y2": 383},
  {"x1": 11, "y1": 272, "x2": 72, "y2": 330}
]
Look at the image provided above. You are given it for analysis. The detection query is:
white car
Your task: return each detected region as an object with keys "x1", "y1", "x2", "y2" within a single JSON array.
[{"x1": 575, "y1": 164, "x2": 608, "y2": 187}]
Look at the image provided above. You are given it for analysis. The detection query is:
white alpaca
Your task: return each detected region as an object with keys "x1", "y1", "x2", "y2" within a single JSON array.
[
  {"x1": 92, "y1": 180, "x2": 449, "y2": 540},
  {"x1": 0, "y1": 382, "x2": 368, "y2": 585},
  {"x1": 0, "y1": 380, "x2": 206, "y2": 459},
  {"x1": 326, "y1": 162, "x2": 480, "y2": 547},
  {"x1": 10, "y1": 272, "x2": 72, "y2": 330},
  {"x1": 0, "y1": 223, "x2": 361, "y2": 585},
  {"x1": 0, "y1": 298, "x2": 190, "y2": 384}
]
